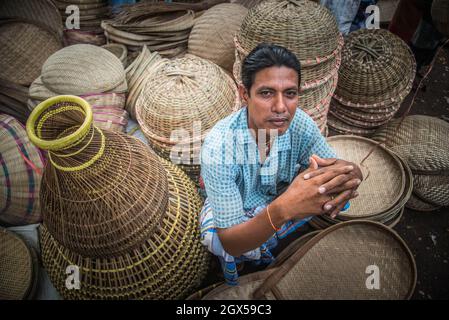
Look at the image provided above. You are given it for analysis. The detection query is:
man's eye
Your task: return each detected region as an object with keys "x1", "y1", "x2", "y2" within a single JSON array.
[
  {"x1": 260, "y1": 91, "x2": 272, "y2": 97},
  {"x1": 286, "y1": 91, "x2": 298, "y2": 97}
]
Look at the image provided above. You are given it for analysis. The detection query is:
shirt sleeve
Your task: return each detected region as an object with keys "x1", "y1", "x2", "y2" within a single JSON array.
[
  {"x1": 297, "y1": 113, "x2": 338, "y2": 168},
  {"x1": 200, "y1": 131, "x2": 245, "y2": 229}
]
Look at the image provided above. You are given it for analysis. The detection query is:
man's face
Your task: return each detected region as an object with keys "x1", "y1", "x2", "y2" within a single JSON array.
[{"x1": 240, "y1": 66, "x2": 299, "y2": 137}]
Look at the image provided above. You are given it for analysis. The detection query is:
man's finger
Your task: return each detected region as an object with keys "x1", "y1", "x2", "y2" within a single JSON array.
[
  {"x1": 320, "y1": 177, "x2": 362, "y2": 195},
  {"x1": 327, "y1": 190, "x2": 360, "y2": 218},
  {"x1": 311, "y1": 154, "x2": 338, "y2": 167},
  {"x1": 322, "y1": 189, "x2": 353, "y2": 212},
  {"x1": 313, "y1": 165, "x2": 355, "y2": 186},
  {"x1": 304, "y1": 164, "x2": 354, "y2": 180}
]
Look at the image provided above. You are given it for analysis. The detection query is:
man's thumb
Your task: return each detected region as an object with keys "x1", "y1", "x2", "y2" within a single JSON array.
[{"x1": 308, "y1": 156, "x2": 319, "y2": 170}]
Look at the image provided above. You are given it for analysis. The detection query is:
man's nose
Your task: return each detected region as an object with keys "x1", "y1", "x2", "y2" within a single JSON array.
[{"x1": 272, "y1": 93, "x2": 287, "y2": 113}]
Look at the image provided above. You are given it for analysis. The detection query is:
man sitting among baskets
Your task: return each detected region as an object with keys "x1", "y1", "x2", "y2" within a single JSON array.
[{"x1": 200, "y1": 44, "x2": 363, "y2": 285}]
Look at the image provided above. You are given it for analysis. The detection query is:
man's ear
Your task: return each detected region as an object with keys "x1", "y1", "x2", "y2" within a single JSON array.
[{"x1": 238, "y1": 84, "x2": 249, "y2": 105}]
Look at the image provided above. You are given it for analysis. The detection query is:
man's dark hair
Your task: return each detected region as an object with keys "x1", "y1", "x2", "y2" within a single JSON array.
[{"x1": 241, "y1": 43, "x2": 301, "y2": 94}]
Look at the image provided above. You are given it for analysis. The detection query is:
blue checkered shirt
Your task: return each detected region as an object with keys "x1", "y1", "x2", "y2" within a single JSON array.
[{"x1": 200, "y1": 107, "x2": 337, "y2": 229}]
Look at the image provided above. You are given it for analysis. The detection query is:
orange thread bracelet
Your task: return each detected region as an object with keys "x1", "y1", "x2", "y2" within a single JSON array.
[{"x1": 266, "y1": 204, "x2": 281, "y2": 232}]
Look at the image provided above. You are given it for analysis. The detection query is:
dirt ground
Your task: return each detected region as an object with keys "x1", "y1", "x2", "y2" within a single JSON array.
[{"x1": 199, "y1": 46, "x2": 449, "y2": 300}]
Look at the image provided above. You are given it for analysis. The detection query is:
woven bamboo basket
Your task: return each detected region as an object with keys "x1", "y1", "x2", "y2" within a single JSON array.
[
  {"x1": 234, "y1": 0, "x2": 342, "y2": 85},
  {"x1": 413, "y1": 174, "x2": 449, "y2": 207},
  {"x1": 203, "y1": 221, "x2": 416, "y2": 300},
  {"x1": 406, "y1": 193, "x2": 441, "y2": 212},
  {"x1": 0, "y1": 21, "x2": 62, "y2": 86},
  {"x1": 1, "y1": 114, "x2": 45, "y2": 226},
  {"x1": 0, "y1": 228, "x2": 39, "y2": 299},
  {"x1": 327, "y1": 113, "x2": 378, "y2": 137},
  {"x1": 371, "y1": 115, "x2": 449, "y2": 175},
  {"x1": 0, "y1": 0, "x2": 63, "y2": 40},
  {"x1": 432, "y1": 0, "x2": 449, "y2": 37},
  {"x1": 55, "y1": 0, "x2": 109, "y2": 33},
  {"x1": 63, "y1": 29, "x2": 107, "y2": 46},
  {"x1": 135, "y1": 55, "x2": 239, "y2": 181},
  {"x1": 334, "y1": 29, "x2": 416, "y2": 108},
  {"x1": 188, "y1": 3, "x2": 248, "y2": 72},
  {"x1": 40, "y1": 157, "x2": 210, "y2": 300},
  {"x1": 26, "y1": 95, "x2": 171, "y2": 258},
  {"x1": 125, "y1": 46, "x2": 165, "y2": 119},
  {"x1": 41, "y1": 44, "x2": 126, "y2": 96},
  {"x1": 0, "y1": 80, "x2": 30, "y2": 124},
  {"x1": 102, "y1": 43, "x2": 128, "y2": 66}
]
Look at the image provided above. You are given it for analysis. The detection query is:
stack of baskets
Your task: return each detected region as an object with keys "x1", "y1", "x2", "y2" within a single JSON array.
[
  {"x1": 233, "y1": 0, "x2": 343, "y2": 136},
  {"x1": 0, "y1": 0, "x2": 63, "y2": 123},
  {"x1": 125, "y1": 46, "x2": 165, "y2": 119},
  {"x1": 432, "y1": 0, "x2": 449, "y2": 37},
  {"x1": 328, "y1": 29, "x2": 416, "y2": 137},
  {"x1": 372, "y1": 115, "x2": 449, "y2": 212},
  {"x1": 135, "y1": 55, "x2": 239, "y2": 183},
  {"x1": 27, "y1": 44, "x2": 129, "y2": 132},
  {"x1": 188, "y1": 3, "x2": 248, "y2": 73},
  {"x1": 26, "y1": 95, "x2": 209, "y2": 299},
  {"x1": 0, "y1": 114, "x2": 45, "y2": 226},
  {"x1": 101, "y1": 2, "x2": 196, "y2": 58},
  {"x1": 0, "y1": 229, "x2": 39, "y2": 300},
  {"x1": 309, "y1": 135, "x2": 413, "y2": 230},
  {"x1": 53, "y1": 0, "x2": 110, "y2": 45}
]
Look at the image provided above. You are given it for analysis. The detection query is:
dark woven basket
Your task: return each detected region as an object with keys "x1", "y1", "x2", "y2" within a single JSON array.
[
  {"x1": 26, "y1": 95, "x2": 170, "y2": 258},
  {"x1": 431, "y1": 0, "x2": 449, "y2": 37}
]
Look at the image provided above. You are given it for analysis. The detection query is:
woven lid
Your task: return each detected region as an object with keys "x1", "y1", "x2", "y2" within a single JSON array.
[
  {"x1": 41, "y1": 44, "x2": 125, "y2": 95},
  {"x1": 326, "y1": 135, "x2": 405, "y2": 218},
  {"x1": 413, "y1": 174, "x2": 449, "y2": 207},
  {"x1": 406, "y1": 193, "x2": 441, "y2": 212},
  {"x1": 0, "y1": 114, "x2": 44, "y2": 226},
  {"x1": 188, "y1": 3, "x2": 248, "y2": 72},
  {"x1": 335, "y1": 29, "x2": 416, "y2": 107},
  {"x1": 0, "y1": 0, "x2": 63, "y2": 39},
  {"x1": 40, "y1": 157, "x2": 209, "y2": 299},
  {"x1": 237, "y1": 0, "x2": 339, "y2": 61},
  {"x1": 136, "y1": 55, "x2": 237, "y2": 145},
  {"x1": 0, "y1": 229, "x2": 37, "y2": 299},
  {"x1": 253, "y1": 221, "x2": 416, "y2": 299},
  {"x1": 371, "y1": 115, "x2": 449, "y2": 174},
  {"x1": 26, "y1": 95, "x2": 169, "y2": 258},
  {"x1": 431, "y1": 0, "x2": 449, "y2": 37},
  {"x1": 0, "y1": 22, "x2": 62, "y2": 86}
]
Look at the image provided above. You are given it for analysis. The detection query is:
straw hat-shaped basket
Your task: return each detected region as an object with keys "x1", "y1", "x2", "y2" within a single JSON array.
[
  {"x1": 125, "y1": 46, "x2": 165, "y2": 120},
  {"x1": 41, "y1": 44, "x2": 126, "y2": 96},
  {"x1": 431, "y1": 0, "x2": 449, "y2": 37},
  {"x1": 1, "y1": 114, "x2": 45, "y2": 226},
  {"x1": 26, "y1": 95, "x2": 170, "y2": 258},
  {"x1": 102, "y1": 43, "x2": 128, "y2": 66},
  {"x1": 188, "y1": 3, "x2": 248, "y2": 72},
  {"x1": 136, "y1": 55, "x2": 239, "y2": 181},
  {"x1": 310, "y1": 135, "x2": 411, "y2": 230},
  {"x1": 39, "y1": 157, "x2": 210, "y2": 300},
  {"x1": 0, "y1": 228, "x2": 39, "y2": 300},
  {"x1": 372, "y1": 115, "x2": 449, "y2": 210},
  {"x1": 0, "y1": 79, "x2": 30, "y2": 124},
  {"x1": 202, "y1": 221, "x2": 416, "y2": 300}
]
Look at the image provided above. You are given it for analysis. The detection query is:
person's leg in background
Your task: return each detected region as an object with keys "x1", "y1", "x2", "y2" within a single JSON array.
[{"x1": 320, "y1": 0, "x2": 362, "y2": 35}]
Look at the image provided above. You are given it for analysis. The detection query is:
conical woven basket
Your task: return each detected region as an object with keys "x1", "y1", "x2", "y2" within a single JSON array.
[
  {"x1": 40, "y1": 157, "x2": 210, "y2": 300},
  {"x1": 371, "y1": 115, "x2": 449, "y2": 175},
  {"x1": 0, "y1": 228, "x2": 39, "y2": 300},
  {"x1": 135, "y1": 55, "x2": 238, "y2": 180},
  {"x1": 334, "y1": 28, "x2": 416, "y2": 107},
  {"x1": 188, "y1": 3, "x2": 248, "y2": 72},
  {"x1": 431, "y1": 0, "x2": 449, "y2": 37},
  {"x1": 1, "y1": 114, "x2": 45, "y2": 226},
  {"x1": 203, "y1": 221, "x2": 416, "y2": 300},
  {"x1": 26, "y1": 95, "x2": 170, "y2": 258},
  {"x1": 0, "y1": 21, "x2": 62, "y2": 86},
  {"x1": 41, "y1": 44, "x2": 126, "y2": 96}
]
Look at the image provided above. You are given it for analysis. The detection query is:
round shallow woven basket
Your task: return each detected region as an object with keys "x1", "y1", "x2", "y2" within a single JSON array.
[
  {"x1": 135, "y1": 55, "x2": 238, "y2": 178},
  {"x1": 327, "y1": 113, "x2": 378, "y2": 137},
  {"x1": 0, "y1": 0, "x2": 63, "y2": 40},
  {"x1": 203, "y1": 221, "x2": 416, "y2": 300},
  {"x1": 40, "y1": 157, "x2": 210, "y2": 300},
  {"x1": 406, "y1": 193, "x2": 442, "y2": 212},
  {"x1": 334, "y1": 28, "x2": 416, "y2": 107},
  {"x1": 0, "y1": 21, "x2": 62, "y2": 86},
  {"x1": 63, "y1": 29, "x2": 107, "y2": 46},
  {"x1": 102, "y1": 43, "x2": 128, "y2": 66},
  {"x1": 432, "y1": 0, "x2": 449, "y2": 37},
  {"x1": 371, "y1": 115, "x2": 449, "y2": 175},
  {"x1": 188, "y1": 3, "x2": 248, "y2": 72},
  {"x1": 235, "y1": 0, "x2": 341, "y2": 84},
  {"x1": 0, "y1": 229, "x2": 39, "y2": 299},
  {"x1": 1, "y1": 114, "x2": 45, "y2": 226},
  {"x1": 413, "y1": 174, "x2": 449, "y2": 207},
  {"x1": 26, "y1": 95, "x2": 170, "y2": 258},
  {"x1": 326, "y1": 135, "x2": 406, "y2": 219},
  {"x1": 41, "y1": 44, "x2": 126, "y2": 96}
]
